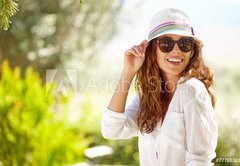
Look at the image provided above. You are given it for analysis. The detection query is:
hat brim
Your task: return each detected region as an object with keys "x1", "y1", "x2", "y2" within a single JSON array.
[{"x1": 147, "y1": 30, "x2": 201, "y2": 43}]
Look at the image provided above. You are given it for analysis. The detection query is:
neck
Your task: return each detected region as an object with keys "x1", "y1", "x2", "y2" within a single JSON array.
[{"x1": 162, "y1": 73, "x2": 180, "y2": 98}]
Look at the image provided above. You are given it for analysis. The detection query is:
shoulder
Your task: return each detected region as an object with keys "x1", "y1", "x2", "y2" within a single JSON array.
[
  {"x1": 178, "y1": 77, "x2": 213, "y2": 110},
  {"x1": 178, "y1": 77, "x2": 207, "y2": 97}
]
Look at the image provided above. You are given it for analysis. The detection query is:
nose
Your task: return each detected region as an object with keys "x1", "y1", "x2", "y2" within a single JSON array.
[{"x1": 172, "y1": 43, "x2": 181, "y2": 55}]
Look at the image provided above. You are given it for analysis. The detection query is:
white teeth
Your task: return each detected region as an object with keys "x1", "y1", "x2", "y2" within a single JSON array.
[{"x1": 167, "y1": 58, "x2": 183, "y2": 63}]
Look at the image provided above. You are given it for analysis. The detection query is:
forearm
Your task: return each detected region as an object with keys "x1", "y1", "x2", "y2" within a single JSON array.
[{"x1": 108, "y1": 69, "x2": 136, "y2": 113}]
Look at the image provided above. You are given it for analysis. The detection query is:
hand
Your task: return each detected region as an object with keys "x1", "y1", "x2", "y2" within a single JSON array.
[{"x1": 123, "y1": 40, "x2": 149, "y2": 74}]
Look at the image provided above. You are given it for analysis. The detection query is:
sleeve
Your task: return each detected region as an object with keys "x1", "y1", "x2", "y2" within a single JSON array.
[
  {"x1": 183, "y1": 89, "x2": 218, "y2": 166},
  {"x1": 101, "y1": 94, "x2": 140, "y2": 140}
]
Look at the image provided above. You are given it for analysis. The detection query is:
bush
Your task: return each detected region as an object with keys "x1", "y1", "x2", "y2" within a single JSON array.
[{"x1": 0, "y1": 60, "x2": 88, "y2": 166}]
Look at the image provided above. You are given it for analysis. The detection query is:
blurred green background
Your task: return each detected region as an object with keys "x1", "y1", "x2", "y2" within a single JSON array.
[{"x1": 0, "y1": 0, "x2": 240, "y2": 165}]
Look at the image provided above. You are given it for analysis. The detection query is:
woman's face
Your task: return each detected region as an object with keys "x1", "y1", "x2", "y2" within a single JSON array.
[{"x1": 155, "y1": 34, "x2": 193, "y2": 79}]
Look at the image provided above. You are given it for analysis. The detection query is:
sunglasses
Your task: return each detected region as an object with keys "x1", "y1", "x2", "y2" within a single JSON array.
[{"x1": 156, "y1": 37, "x2": 194, "y2": 53}]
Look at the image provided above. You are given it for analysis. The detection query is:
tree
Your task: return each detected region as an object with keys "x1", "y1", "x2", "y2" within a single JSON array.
[
  {"x1": 0, "y1": 0, "x2": 123, "y2": 82},
  {"x1": 0, "y1": 0, "x2": 18, "y2": 30}
]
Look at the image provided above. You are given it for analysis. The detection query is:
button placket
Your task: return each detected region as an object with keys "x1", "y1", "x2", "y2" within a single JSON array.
[{"x1": 156, "y1": 126, "x2": 161, "y2": 165}]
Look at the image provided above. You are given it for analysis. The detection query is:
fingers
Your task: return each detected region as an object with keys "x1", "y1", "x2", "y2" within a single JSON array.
[
  {"x1": 141, "y1": 40, "x2": 149, "y2": 52},
  {"x1": 125, "y1": 40, "x2": 149, "y2": 58},
  {"x1": 140, "y1": 39, "x2": 147, "y2": 45},
  {"x1": 136, "y1": 40, "x2": 149, "y2": 55},
  {"x1": 132, "y1": 45, "x2": 143, "y2": 57},
  {"x1": 125, "y1": 49, "x2": 137, "y2": 57}
]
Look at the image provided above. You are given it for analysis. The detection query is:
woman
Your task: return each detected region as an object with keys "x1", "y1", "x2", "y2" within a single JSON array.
[{"x1": 101, "y1": 8, "x2": 218, "y2": 166}]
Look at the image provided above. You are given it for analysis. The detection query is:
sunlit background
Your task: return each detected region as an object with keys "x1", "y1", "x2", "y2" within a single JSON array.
[{"x1": 0, "y1": 0, "x2": 240, "y2": 165}]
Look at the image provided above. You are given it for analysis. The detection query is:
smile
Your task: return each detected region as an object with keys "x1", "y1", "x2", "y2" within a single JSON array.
[{"x1": 167, "y1": 58, "x2": 183, "y2": 63}]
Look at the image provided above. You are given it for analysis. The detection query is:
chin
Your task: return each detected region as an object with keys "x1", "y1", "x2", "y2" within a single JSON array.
[
  {"x1": 163, "y1": 68, "x2": 184, "y2": 77},
  {"x1": 169, "y1": 71, "x2": 182, "y2": 76}
]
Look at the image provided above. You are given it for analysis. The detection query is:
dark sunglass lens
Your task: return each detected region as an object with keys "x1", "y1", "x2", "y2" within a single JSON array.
[
  {"x1": 178, "y1": 38, "x2": 194, "y2": 52},
  {"x1": 159, "y1": 38, "x2": 174, "y2": 53}
]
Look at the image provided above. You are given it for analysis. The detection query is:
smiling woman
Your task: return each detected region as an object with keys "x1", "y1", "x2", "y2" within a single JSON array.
[{"x1": 101, "y1": 8, "x2": 218, "y2": 166}]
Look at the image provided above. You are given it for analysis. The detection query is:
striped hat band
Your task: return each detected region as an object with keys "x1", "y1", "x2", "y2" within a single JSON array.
[{"x1": 148, "y1": 21, "x2": 194, "y2": 41}]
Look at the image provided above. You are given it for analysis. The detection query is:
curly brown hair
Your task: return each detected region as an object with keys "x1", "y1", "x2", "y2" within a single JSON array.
[{"x1": 135, "y1": 38, "x2": 216, "y2": 134}]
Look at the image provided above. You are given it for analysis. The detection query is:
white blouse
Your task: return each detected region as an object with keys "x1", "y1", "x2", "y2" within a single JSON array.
[{"x1": 101, "y1": 77, "x2": 218, "y2": 166}]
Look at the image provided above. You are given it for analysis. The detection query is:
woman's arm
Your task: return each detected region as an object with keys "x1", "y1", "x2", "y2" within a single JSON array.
[
  {"x1": 101, "y1": 94, "x2": 140, "y2": 139},
  {"x1": 101, "y1": 40, "x2": 148, "y2": 139},
  {"x1": 184, "y1": 82, "x2": 218, "y2": 166},
  {"x1": 108, "y1": 69, "x2": 136, "y2": 113},
  {"x1": 108, "y1": 40, "x2": 148, "y2": 113}
]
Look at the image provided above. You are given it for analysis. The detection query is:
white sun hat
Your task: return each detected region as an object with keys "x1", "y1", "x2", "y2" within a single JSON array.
[{"x1": 148, "y1": 8, "x2": 197, "y2": 42}]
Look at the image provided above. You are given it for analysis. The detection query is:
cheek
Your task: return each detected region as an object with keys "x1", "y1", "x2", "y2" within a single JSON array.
[
  {"x1": 184, "y1": 52, "x2": 192, "y2": 63},
  {"x1": 156, "y1": 48, "x2": 166, "y2": 61},
  {"x1": 156, "y1": 52, "x2": 165, "y2": 67}
]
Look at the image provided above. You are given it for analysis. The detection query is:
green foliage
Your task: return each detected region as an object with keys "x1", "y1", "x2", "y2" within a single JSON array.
[
  {"x1": 0, "y1": 0, "x2": 18, "y2": 30},
  {"x1": 0, "y1": 0, "x2": 91, "y2": 30},
  {"x1": 0, "y1": 61, "x2": 89, "y2": 165},
  {"x1": 0, "y1": 0, "x2": 123, "y2": 82},
  {"x1": 214, "y1": 68, "x2": 240, "y2": 166}
]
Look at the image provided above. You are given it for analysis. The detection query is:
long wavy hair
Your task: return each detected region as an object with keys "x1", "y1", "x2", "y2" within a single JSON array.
[{"x1": 135, "y1": 38, "x2": 216, "y2": 134}]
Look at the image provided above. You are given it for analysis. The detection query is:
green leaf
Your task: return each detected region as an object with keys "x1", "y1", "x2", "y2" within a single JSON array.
[{"x1": 0, "y1": 0, "x2": 19, "y2": 30}]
